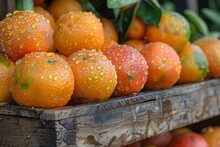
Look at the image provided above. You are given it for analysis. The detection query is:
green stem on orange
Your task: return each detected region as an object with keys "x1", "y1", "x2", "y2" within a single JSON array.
[{"x1": 16, "y1": 0, "x2": 34, "y2": 10}]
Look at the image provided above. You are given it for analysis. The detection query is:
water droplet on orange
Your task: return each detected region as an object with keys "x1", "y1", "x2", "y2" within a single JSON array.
[
  {"x1": 100, "y1": 71, "x2": 104, "y2": 76},
  {"x1": 31, "y1": 24, "x2": 37, "y2": 29},
  {"x1": 36, "y1": 41, "x2": 40, "y2": 47},
  {"x1": 54, "y1": 76, "x2": 59, "y2": 81},
  {"x1": 92, "y1": 26, "x2": 96, "y2": 30}
]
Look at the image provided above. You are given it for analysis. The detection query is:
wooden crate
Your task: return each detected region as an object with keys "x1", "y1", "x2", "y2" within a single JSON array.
[{"x1": 1, "y1": 79, "x2": 220, "y2": 146}]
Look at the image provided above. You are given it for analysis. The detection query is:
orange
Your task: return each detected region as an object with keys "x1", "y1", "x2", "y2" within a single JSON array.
[
  {"x1": 47, "y1": 0, "x2": 83, "y2": 20},
  {"x1": 127, "y1": 17, "x2": 146, "y2": 39},
  {"x1": 123, "y1": 141, "x2": 141, "y2": 147},
  {"x1": 104, "y1": 45, "x2": 148, "y2": 97},
  {"x1": 11, "y1": 52, "x2": 74, "y2": 108},
  {"x1": 177, "y1": 42, "x2": 208, "y2": 84},
  {"x1": 141, "y1": 42, "x2": 181, "y2": 90},
  {"x1": 34, "y1": 6, "x2": 55, "y2": 28},
  {"x1": 146, "y1": 11, "x2": 190, "y2": 52},
  {"x1": 67, "y1": 49, "x2": 117, "y2": 103},
  {"x1": 172, "y1": 127, "x2": 192, "y2": 136},
  {"x1": 141, "y1": 132, "x2": 173, "y2": 147},
  {"x1": 168, "y1": 132, "x2": 208, "y2": 147},
  {"x1": 0, "y1": 54, "x2": 15, "y2": 103},
  {"x1": 0, "y1": 10, "x2": 53, "y2": 61},
  {"x1": 194, "y1": 38, "x2": 220, "y2": 78},
  {"x1": 55, "y1": 52, "x2": 68, "y2": 61},
  {"x1": 124, "y1": 39, "x2": 145, "y2": 52},
  {"x1": 100, "y1": 17, "x2": 118, "y2": 42},
  {"x1": 100, "y1": 39, "x2": 118, "y2": 52},
  {"x1": 54, "y1": 11, "x2": 104, "y2": 56},
  {"x1": 202, "y1": 127, "x2": 220, "y2": 147}
]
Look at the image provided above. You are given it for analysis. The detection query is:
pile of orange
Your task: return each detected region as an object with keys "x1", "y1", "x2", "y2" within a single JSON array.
[{"x1": 0, "y1": 1, "x2": 219, "y2": 109}]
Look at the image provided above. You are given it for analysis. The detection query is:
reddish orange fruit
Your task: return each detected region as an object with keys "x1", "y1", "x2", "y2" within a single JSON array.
[
  {"x1": 0, "y1": 10, "x2": 53, "y2": 61},
  {"x1": 124, "y1": 39, "x2": 145, "y2": 52},
  {"x1": 55, "y1": 52, "x2": 68, "y2": 61},
  {"x1": 141, "y1": 42, "x2": 181, "y2": 90},
  {"x1": 100, "y1": 39, "x2": 118, "y2": 52},
  {"x1": 172, "y1": 127, "x2": 192, "y2": 136},
  {"x1": 194, "y1": 38, "x2": 220, "y2": 78},
  {"x1": 202, "y1": 126, "x2": 220, "y2": 147},
  {"x1": 54, "y1": 11, "x2": 104, "y2": 56},
  {"x1": 11, "y1": 52, "x2": 74, "y2": 108},
  {"x1": 127, "y1": 17, "x2": 146, "y2": 39},
  {"x1": 141, "y1": 132, "x2": 173, "y2": 147},
  {"x1": 0, "y1": 54, "x2": 15, "y2": 103},
  {"x1": 34, "y1": 6, "x2": 55, "y2": 28},
  {"x1": 177, "y1": 43, "x2": 208, "y2": 84},
  {"x1": 123, "y1": 141, "x2": 141, "y2": 147},
  {"x1": 67, "y1": 49, "x2": 117, "y2": 103},
  {"x1": 33, "y1": 7, "x2": 56, "y2": 51},
  {"x1": 146, "y1": 11, "x2": 190, "y2": 52},
  {"x1": 47, "y1": 0, "x2": 83, "y2": 20},
  {"x1": 104, "y1": 45, "x2": 148, "y2": 97},
  {"x1": 168, "y1": 132, "x2": 208, "y2": 147},
  {"x1": 100, "y1": 17, "x2": 118, "y2": 42}
]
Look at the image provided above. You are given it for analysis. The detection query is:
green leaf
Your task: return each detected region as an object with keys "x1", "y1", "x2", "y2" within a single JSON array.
[
  {"x1": 162, "y1": 1, "x2": 175, "y2": 12},
  {"x1": 92, "y1": 1, "x2": 115, "y2": 19},
  {"x1": 16, "y1": 0, "x2": 34, "y2": 10},
  {"x1": 113, "y1": 8, "x2": 120, "y2": 18},
  {"x1": 214, "y1": 0, "x2": 220, "y2": 10},
  {"x1": 208, "y1": 0, "x2": 218, "y2": 10},
  {"x1": 116, "y1": 2, "x2": 140, "y2": 43},
  {"x1": 137, "y1": 0, "x2": 162, "y2": 26},
  {"x1": 79, "y1": 0, "x2": 99, "y2": 17},
  {"x1": 107, "y1": 0, "x2": 138, "y2": 9},
  {"x1": 202, "y1": 8, "x2": 220, "y2": 25},
  {"x1": 184, "y1": 10, "x2": 209, "y2": 35},
  {"x1": 205, "y1": 31, "x2": 220, "y2": 38}
]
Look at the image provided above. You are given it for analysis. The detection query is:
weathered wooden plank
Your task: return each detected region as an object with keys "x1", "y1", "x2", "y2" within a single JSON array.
[
  {"x1": 0, "y1": 115, "x2": 57, "y2": 147},
  {"x1": 1, "y1": 79, "x2": 220, "y2": 146},
  {"x1": 0, "y1": 104, "x2": 44, "y2": 119},
  {"x1": 40, "y1": 79, "x2": 220, "y2": 121},
  {"x1": 73, "y1": 81, "x2": 220, "y2": 146}
]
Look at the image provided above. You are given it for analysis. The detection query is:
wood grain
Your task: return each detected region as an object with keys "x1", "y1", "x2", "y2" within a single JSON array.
[{"x1": 1, "y1": 79, "x2": 220, "y2": 146}]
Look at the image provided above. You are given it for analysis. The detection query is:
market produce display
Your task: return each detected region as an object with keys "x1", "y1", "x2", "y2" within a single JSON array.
[
  {"x1": 1, "y1": 0, "x2": 216, "y2": 108},
  {"x1": 1, "y1": 0, "x2": 220, "y2": 146}
]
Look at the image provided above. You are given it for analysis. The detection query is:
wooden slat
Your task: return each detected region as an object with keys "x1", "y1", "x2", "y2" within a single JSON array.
[
  {"x1": 4, "y1": 79, "x2": 217, "y2": 121},
  {"x1": 74, "y1": 82, "x2": 220, "y2": 146},
  {"x1": 0, "y1": 104, "x2": 44, "y2": 119},
  {"x1": 0, "y1": 115, "x2": 57, "y2": 147},
  {"x1": 0, "y1": 79, "x2": 220, "y2": 146}
]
